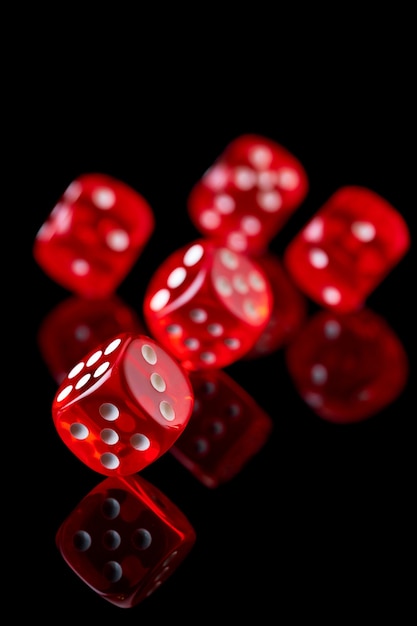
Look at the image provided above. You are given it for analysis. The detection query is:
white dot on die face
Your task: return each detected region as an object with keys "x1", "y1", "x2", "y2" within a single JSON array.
[
  {"x1": 234, "y1": 166, "x2": 257, "y2": 190},
  {"x1": 94, "y1": 362, "x2": 110, "y2": 378},
  {"x1": 257, "y1": 190, "x2": 282, "y2": 212},
  {"x1": 106, "y1": 229, "x2": 130, "y2": 251},
  {"x1": 190, "y1": 308, "x2": 207, "y2": 323},
  {"x1": 99, "y1": 403, "x2": 120, "y2": 421},
  {"x1": 276, "y1": 167, "x2": 300, "y2": 190},
  {"x1": 309, "y1": 248, "x2": 329, "y2": 268},
  {"x1": 68, "y1": 362, "x2": 85, "y2": 379},
  {"x1": 200, "y1": 210, "x2": 221, "y2": 229},
  {"x1": 215, "y1": 194, "x2": 235, "y2": 214},
  {"x1": 105, "y1": 338, "x2": 122, "y2": 355},
  {"x1": 64, "y1": 181, "x2": 82, "y2": 202},
  {"x1": 241, "y1": 215, "x2": 261, "y2": 235},
  {"x1": 204, "y1": 164, "x2": 228, "y2": 190},
  {"x1": 167, "y1": 267, "x2": 187, "y2": 288},
  {"x1": 184, "y1": 338, "x2": 200, "y2": 350},
  {"x1": 248, "y1": 145, "x2": 273, "y2": 169},
  {"x1": 183, "y1": 244, "x2": 204, "y2": 267},
  {"x1": 86, "y1": 350, "x2": 102, "y2": 367},
  {"x1": 304, "y1": 218, "x2": 324, "y2": 242},
  {"x1": 150, "y1": 372, "x2": 166, "y2": 392},
  {"x1": 248, "y1": 270, "x2": 265, "y2": 291},
  {"x1": 233, "y1": 274, "x2": 249, "y2": 294},
  {"x1": 92, "y1": 187, "x2": 116, "y2": 209},
  {"x1": 207, "y1": 323, "x2": 224, "y2": 336},
  {"x1": 322, "y1": 287, "x2": 342, "y2": 305},
  {"x1": 324, "y1": 320, "x2": 341, "y2": 339},
  {"x1": 75, "y1": 373, "x2": 91, "y2": 389},
  {"x1": 200, "y1": 352, "x2": 216, "y2": 364},
  {"x1": 219, "y1": 248, "x2": 239, "y2": 269},
  {"x1": 311, "y1": 364, "x2": 328, "y2": 385},
  {"x1": 141, "y1": 344, "x2": 157, "y2": 365},
  {"x1": 130, "y1": 433, "x2": 151, "y2": 451},
  {"x1": 150, "y1": 289, "x2": 170, "y2": 311},
  {"x1": 159, "y1": 401, "x2": 175, "y2": 421},
  {"x1": 72, "y1": 259, "x2": 90, "y2": 276},
  {"x1": 57, "y1": 385, "x2": 73, "y2": 402},
  {"x1": 100, "y1": 428, "x2": 119, "y2": 445},
  {"x1": 70, "y1": 423, "x2": 89, "y2": 440},
  {"x1": 224, "y1": 338, "x2": 240, "y2": 349},
  {"x1": 73, "y1": 530, "x2": 91, "y2": 551},
  {"x1": 351, "y1": 221, "x2": 376, "y2": 242},
  {"x1": 227, "y1": 231, "x2": 247, "y2": 251},
  {"x1": 167, "y1": 324, "x2": 182, "y2": 336},
  {"x1": 74, "y1": 325, "x2": 90, "y2": 341},
  {"x1": 100, "y1": 453, "x2": 120, "y2": 470}
]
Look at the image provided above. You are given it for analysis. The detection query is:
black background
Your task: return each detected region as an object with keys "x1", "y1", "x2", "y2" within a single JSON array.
[{"x1": 14, "y1": 11, "x2": 415, "y2": 622}]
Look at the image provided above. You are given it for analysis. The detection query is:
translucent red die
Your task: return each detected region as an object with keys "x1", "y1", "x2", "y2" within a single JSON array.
[
  {"x1": 285, "y1": 308, "x2": 409, "y2": 423},
  {"x1": 142, "y1": 239, "x2": 273, "y2": 370},
  {"x1": 170, "y1": 369, "x2": 273, "y2": 487},
  {"x1": 244, "y1": 251, "x2": 307, "y2": 359},
  {"x1": 33, "y1": 173, "x2": 155, "y2": 299},
  {"x1": 283, "y1": 185, "x2": 410, "y2": 313},
  {"x1": 56, "y1": 473, "x2": 196, "y2": 608},
  {"x1": 38, "y1": 295, "x2": 145, "y2": 384},
  {"x1": 52, "y1": 332, "x2": 194, "y2": 476},
  {"x1": 187, "y1": 134, "x2": 309, "y2": 255}
]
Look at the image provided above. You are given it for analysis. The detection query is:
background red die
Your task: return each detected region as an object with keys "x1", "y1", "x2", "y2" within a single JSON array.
[
  {"x1": 243, "y1": 251, "x2": 307, "y2": 359},
  {"x1": 142, "y1": 239, "x2": 273, "y2": 370},
  {"x1": 170, "y1": 368, "x2": 273, "y2": 488},
  {"x1": 283, "y1": 185, "x2": 410, "y2": 313},
  {"x1": 187, "y1": 133, "x2": 309, "y2": 255},
  {"x1": 38, "y1": 295, "x2": 145, "y2": 384},
  {"x1": 33, "y1": 173, "x2": 155, "y2": 299},
  {"x1": 56, "y1": 473, "x2": 196, "y2": 608},
  {"x1": 285, "y1": 308, "x2": 409, "y2": 424},
  {"x1": 52, "y1": 332, "x2": 194, "y2": 476}
]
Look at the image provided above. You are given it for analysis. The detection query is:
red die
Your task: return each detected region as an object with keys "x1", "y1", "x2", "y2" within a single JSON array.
[
  {"x1": 170, "y1": 369, "x2": 273, "y2": 487},
  {"x1": 52, "y1": 332, "x2": 194, "y2": 475},
  {"x1": 33, "y1": 173, "x2": 155, "y2": 299},
  {"x1": 285, "y1": 308, "x2": 409, "y2": 424},
  {"x1": 244, "y1": 251, "x2": 307, "y2": 359},
  {"x1": 38, "y1": 295, "x2": 145, "y2": 384},
  {"x1": 142, "y1": 239, "x2": 273, "y2": 370},
  {"x1": 187, "y1": 134, "x2": 309, "y2": 255},
  {"x1": 283, "y1": 186, "x2": 410, "y2": 313},
  {"x1": 56, "y1": 473, "x2": 196, "y2": 608}
]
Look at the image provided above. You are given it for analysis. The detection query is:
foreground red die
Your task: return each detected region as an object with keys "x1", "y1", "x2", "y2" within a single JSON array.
[
  {"x1": 143, "y1": 239, "x2": 273, "y2": 370},
  {"x1": 285, "y1": 308, "x2": 408, "y2": 423},
  {"x1": 187, "y1": 134, "x2": 309, "y2": 255},
  {"x1": 33, "y1": 173, "x2": 155, "y2": 299},
  {"x1": 170, "y1": 369, "x2": 273, "y2": 487},
  {"x1": 283, "y1": 186, "x2": 410, "y2": 313},
  {"x1": 52, "y1": 332, "x2": 194, "y2": 475},
  {"x1": 38, "y1": 295, "x2": 145, "y2": 384},
  {"x1": 56, "y1": 473, "x2": 196, "y2": 608},
  {"x1": 244, "y1": 252, "x2": 307, "y2": 358}
]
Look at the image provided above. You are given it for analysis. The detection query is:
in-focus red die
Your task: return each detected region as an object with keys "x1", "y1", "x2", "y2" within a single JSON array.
[
  {"x1": 187, "y1": 134, "x2": 309, "y2": 255},
  {"x1": 38, "y1": 295, "x2": 145, "y2": 384},
  {"x1": 170, "y1": 369, "x2": 273, "y2": 487},
  {"x1": 142, "y1": 239, "x2": 273, "y2": 370},
  {"x1": 244, "y1": 251, "x2": 307, "y2": 358},
  {"x1": 52, "y1": 332, "x2": 194, "y2": 475},
  {"x1": 56, "y1": 473, "x2": 196, "y2": 608},
  {"x1": 33, "y1": 173, "x2": 155, "y2": 299},
  {"x1": 285, "y1": 308, "x2": 409, "y2": 423},
  {"x1": 283, "y1": 186, "x2": 410, "y2": 313}
]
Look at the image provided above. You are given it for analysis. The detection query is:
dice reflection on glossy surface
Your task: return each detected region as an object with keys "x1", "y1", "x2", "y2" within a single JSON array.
[
  {"x1": 56, "y1": 473, "x2": 196, "y2": 608},
  {"x1": 52, "y1": 332, "x2": 194, "y2": 476},
  {"x1": 283, "y1": 186, "x2": 410, "y2": 313},
  {"x1": 143, "y1": 239, "x2": 273, "y2": 370},
  {"x1": 187, "y1": 134, "x2": 309, "y2": 255},
  {"x1": 38, "y1": 295, "x2": 145, "y2": 384},
  {"x1": 285, "y1": 308, "x2": 408, "y2": 423},
  {"x1": 33, "y1": 173, "x2": 155, "y2": 299},
  {"x1": 244, "y1": 251, "x2": 307, "y2": 358},
  {"x1": 170, "y1": 369, "x2": 273, "y2": 487}
]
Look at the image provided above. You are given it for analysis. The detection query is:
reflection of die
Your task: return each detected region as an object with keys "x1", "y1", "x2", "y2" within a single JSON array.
[
  {"x1": 56, "y1": 473, "x2": 196, "y2": 608},
  {"x1": 283, "y1": 186, "x2": 410, "y2": 313},
  {"x1": 52, "y1": 332, "x2": 194, "y2": 476},
  {"x1": 170, "y1": 369, "x2": 273, "y2": 487},
  {"x1": 143, "y1": 239, "x2": 273, "y2": 370},
  {"x1": 33, "y1": 173, "x2": 155, "y2": 298},
  {"x1": 285, "y1": 308, "x2": 409, "y2": 423},
  {"x1": 187, "y1": 134, "x2": 309, "y2": 255},
  {"x1": 38, "y1": 295, "x2": 145, "y2": 384}
]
